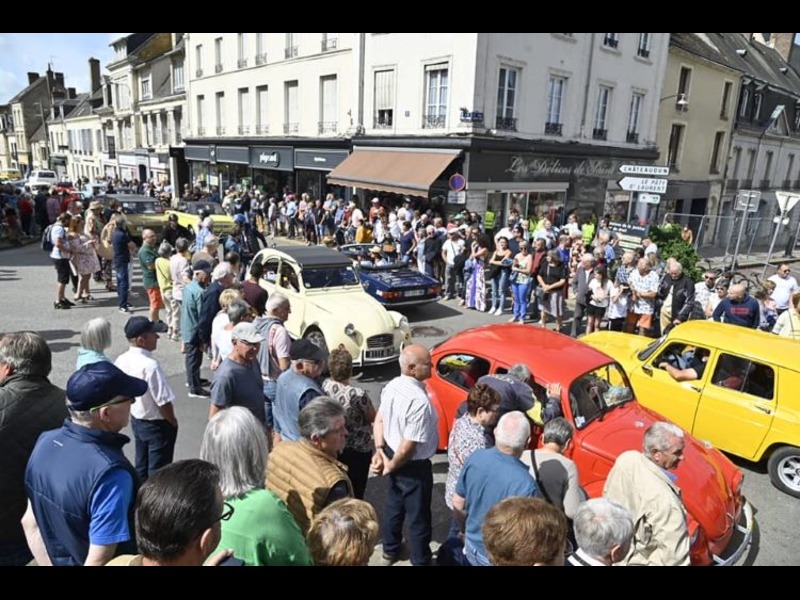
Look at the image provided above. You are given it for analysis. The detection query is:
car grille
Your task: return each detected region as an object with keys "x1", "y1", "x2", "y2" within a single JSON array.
[{"x1": 367, "y1": 334, "x2": 394, "y2": 349}]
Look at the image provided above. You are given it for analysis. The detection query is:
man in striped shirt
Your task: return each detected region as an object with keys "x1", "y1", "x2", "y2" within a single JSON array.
[{"x1": 372, "y1": 344, "x2": 439, "y2": 567}]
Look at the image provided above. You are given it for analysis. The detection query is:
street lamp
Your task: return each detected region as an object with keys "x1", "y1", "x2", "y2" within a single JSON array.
[{"x1": 660, "y1": 93, "x2": 689, "y2": 110}]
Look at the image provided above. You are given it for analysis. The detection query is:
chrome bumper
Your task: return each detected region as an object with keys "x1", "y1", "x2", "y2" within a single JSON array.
[{"x1": 712, "y1": 500, "x2": 754, "y2": 566}]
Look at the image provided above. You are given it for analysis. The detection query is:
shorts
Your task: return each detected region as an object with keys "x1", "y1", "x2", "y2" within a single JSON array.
[
  {"x1": 53, "y1": 258, "x2": 71, "y2": 285},
  {"x1": 626, "y1": 311, "x2": 653, "y2": 330},
  {"x1": 587, "y1": 304, "x2": 608, "y2": 319},
  {"x1": 147, "y1": 287, "x2": 165, "y2": 310}
]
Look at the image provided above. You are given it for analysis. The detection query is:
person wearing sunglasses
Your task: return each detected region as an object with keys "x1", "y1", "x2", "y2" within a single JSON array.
[
  {"x1": 22, "y1": 362, "x2": 148, "y2": 566},
  {"x1": 693, "y1": 271, "x2": 718, "y2": 317},
  {"x1": 768, "y1": 264, "x2": 799, "y2": 316}
]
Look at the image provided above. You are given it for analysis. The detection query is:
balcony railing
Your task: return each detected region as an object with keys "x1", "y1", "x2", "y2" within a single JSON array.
[
  {"x1": 216, "y1": 126, "x2": 226, "y2": 136},
  {"x1": 318, "y1": 121, "x2": 338, "y2": 134},
  {"x1": 794, "y1": 180, "x2": 800, "y2": 190},
  {"x1": 238, "y1": 125, "x2": 250, "y2": 135},
  {"x1": 197, "y1": 127, "x2": 205, "y2": 136},
  {"x1": 285, "y1": 46, "x2": 298, "y2": 59},
  {"x1": 322, "y1": 38, "x2": 338, "y2": 52},
  {"x1": 423, "y1": 114, "x2": 446, "y2": 129},
  {"x1": 741, "y1": 179, "x2": 753, "y2": 189},
  {"x1": 195, "y1": 69, "x2": 203, "y2": 78},
  {"x1": 783, "y1": 180, "x2": 793, "y2": 189},
  {"x1": 626, "y1": 131, "x2": 639, "y2": 144},
  {"x1": 495, "y1": 116, "x2": 517, "y2": 131},
  {"x1": 545, "y1": 122, "x2": 563, "y2": 136},
  {"x1": 215, "y1": 64, "x2": 224, "y2": 74},
  {"x1": 256, "y1": 124, "x2": 269, "y2": 135},
  {"x1": 374, "y1": 117, "x2": 393, "y2": 129},
  {"x1": 759, "y1": 179, "x2": 771, "y2": 190},
  {"x1": 237, "y1": 59, "x2": 248, "y2": 69},
  {"x1": 604, "y1": 37, "x2": 619, "y2": 49},
  {"x1": 726, "y1": 179, "x2": 740, "y2": 190},
  {"x1": 284, "y1": 123, "x2": 299, "y2": 134},
  {"x1": 593, "y1": 128, "x2": 608, "y2": 141},
  {"x1": 637, "y1": 48, "x2": 650, "y2": 59},
  {"x1": 255, "y1": 53, "x2": 268, "y2": 66}
]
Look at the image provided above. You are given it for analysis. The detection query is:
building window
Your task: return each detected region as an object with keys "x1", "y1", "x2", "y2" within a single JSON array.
[
  {"x1": 786, "y1": 154, "x2": 795, "y2": 185},
  {"x1": 256, "y1": 85, "x2": 269, "y2": 134},
  {"x1": 215, "y1": 37, "x2": 223, "y2": 73},
  {"x1": 173, "y1": 59, "x2": 185, "y2": 93},
  {"x1": 667, "y1": 124, "x2": 685, "y2": 170},
  {"x1": 322, "y1": 33, "x2": 338, "y2": 52},
  {"x1": 238, "y1": 88, "x2": 250, "y2": 135},
  {"x1": 424, "y1": 64, "x2": 448, "y2": 129},
  {"x1": 763, "y1": 151, "x2": 773, "y2": 187},
  {"x1": 374, "y1": 69, "x2": 395, "y2": 129},
  {"x1": 256, "y1": 33, "x2": 267, "y2": 65},
  {"x1": 720, "y1": 81, "x2": 732, "y2": 119},
  {"x1": 603, "y1": 33, "x2": 620, "y2": 49},
  {"x1": 546, "y1": 76, "x2": 565, "y2": 136},
  {"x1": 237, "y1": 33, "x2": 247, "y2": 68},
  {"x1": 593, "y1": 85, "x2": 612, "y2": 140},
  {"x1": 710, "y1": 131, "x2": 725, "y2": 174},
  {"x1": 627, "y1": 92, "x2": 643, "y2": 143},
  {"x1": 320, "y1": 75, "x2": 338, "y2": 134},
  {"x1": 754, "y1": 93, "x2": 763, "y2": 121},
  {"x1": 215, "y1": 92, "x2": 225, "y2": 136},
  {"x1": 732, "y1": 147, "x2": 742, "y2": 179},
  {"x1": 746, "y1": 148, "x2": 757, "y2": 182},
  {"x1": 637, "y1": 33, "x2": 651, "y2": 58},
  {"x1": 739, "y1": 88, "x2": 750, "y2": 118},
  {"x1": 496, "y1": 67, "x2": 519, "y2": 131},
  {"x1": 285, "y1": 33, "x2": 298, "y2": 59},
  {"x1": 285, "y1": 80, "x2": 299, "y2": 134},
  {"x1": 195, "y1": 45, "x2": 203, "y2": 78},
  {"x1": 678, "y1": 67, "x2": 692, "y2": 101},
  {"x1": 141, "y1": 73, "x2": 152, "y2": 100}
]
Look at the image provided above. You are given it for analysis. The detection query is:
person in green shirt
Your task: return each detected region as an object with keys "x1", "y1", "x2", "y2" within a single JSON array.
[
  {"x1": 138, "y1": 229, "x2": 164, "y2": 324},
  {"x1": 200, "y1": 406, "x2": 313, "y2": 566}
]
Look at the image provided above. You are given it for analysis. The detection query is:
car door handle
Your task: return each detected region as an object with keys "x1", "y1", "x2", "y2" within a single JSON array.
[
  {"x1": 688, "y1": 385, "x2": 702, "y2": 393},
  {"x1": 754, "y1": 405, "x2": 773, "y2": 416},
  {"x1": 642, "y1": 364, "x2": 654, "y2": 376}
]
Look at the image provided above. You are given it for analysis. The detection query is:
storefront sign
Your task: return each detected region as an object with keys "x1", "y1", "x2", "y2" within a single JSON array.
[
  {"x1": 249, "y1": 147, "x2": 294, "y2": 172},
  {"x1": 259, "y1": 151, "x2": 280, "y2": 168},
  {"x1": 295, "y1": 149, "x2": 349, "y2": 171},
  {"x1": 608, "y1": 221, "x2": 651, "y2": 251},
  {"x1": 507, "y1": 157, "x2": 618, "y2": 179}
]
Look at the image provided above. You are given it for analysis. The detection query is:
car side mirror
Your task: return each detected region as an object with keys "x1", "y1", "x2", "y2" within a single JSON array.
[{"x1": 642, "y1": 364, "x2": 654, "y2": 377}]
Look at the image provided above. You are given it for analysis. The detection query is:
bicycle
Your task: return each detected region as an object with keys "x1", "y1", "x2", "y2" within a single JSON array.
[{"x1": 696, "y1": 258, "x2": 762, "y2": 292}]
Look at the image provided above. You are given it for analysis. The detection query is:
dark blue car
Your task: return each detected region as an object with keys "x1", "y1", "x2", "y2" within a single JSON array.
[{"x1": 340, "y1": 244, "x2": 442, "y2": 309}]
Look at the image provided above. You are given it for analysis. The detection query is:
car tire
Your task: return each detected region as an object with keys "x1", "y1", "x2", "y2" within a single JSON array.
[
  {"x1": 768, "y1": 446, "x2": 800, "y2": 498},
  {"x1": 304, "y1": 328, "x2": 329, "y2": 355}
]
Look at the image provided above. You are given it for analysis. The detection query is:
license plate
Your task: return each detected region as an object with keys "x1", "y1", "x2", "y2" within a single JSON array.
[
  {"x1": 366, "y1": 348, "x2": 394, "y2": 360},
  {"x1": 405, "y1": 290, "x2": 425, "y2": 298}
]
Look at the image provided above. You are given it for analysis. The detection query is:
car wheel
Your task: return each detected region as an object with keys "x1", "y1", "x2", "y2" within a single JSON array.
[
  {"x1": 768, "y1": 446, "x2": 800, "y2": 498},
  {"x1": 304, "y1": 328, "x2": 329, "y2": 355}
]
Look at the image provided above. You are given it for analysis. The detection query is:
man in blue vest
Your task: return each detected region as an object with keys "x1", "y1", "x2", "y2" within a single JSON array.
[
  {"x1": 22, "y1": 362, "x2": 147, "y2": 566},
  {"x1": 273, "y1": 339, "x2": 325, "y2": 442}
]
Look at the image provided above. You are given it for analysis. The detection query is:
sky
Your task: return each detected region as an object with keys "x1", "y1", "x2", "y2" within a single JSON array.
[{"x1": 0, "y1": 33, "x2": 129, "y2": 104}]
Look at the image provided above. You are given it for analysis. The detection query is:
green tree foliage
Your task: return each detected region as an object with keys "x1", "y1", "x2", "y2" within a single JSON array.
[{"x1": 650, "y1": 225, "x2": 703, "y2": 282}]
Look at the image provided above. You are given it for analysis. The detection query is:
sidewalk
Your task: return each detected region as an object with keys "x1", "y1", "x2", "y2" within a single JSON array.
[{"x1": 696, "y1": 245, "x2": 800, "y2": 272}]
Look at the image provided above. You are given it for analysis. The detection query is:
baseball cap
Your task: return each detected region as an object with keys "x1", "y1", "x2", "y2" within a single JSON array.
[
  {"x1": 66, "y1": 362, "x2": 148, "y2": 411},
  {"x1": 193, "y1": 260, "x2": 213, "y2": 275},
  {"x1": 290, "y1": 339, "x2": 327, "y2": 363},
  {"x1": 231, "y1": 322, "x2": 263, "y2": 345},
  {"x1": 371, "y1": 197, "x2": 380, "y2": 204},
  {"x1": 233, "y1": 214, "x2": 247, "y2": 225},
  {"x1": 124, "y1": 317, "x2": 168, "y2": 339}
]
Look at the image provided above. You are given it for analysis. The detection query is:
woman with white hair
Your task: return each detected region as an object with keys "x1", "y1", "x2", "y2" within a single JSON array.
[
  {"x1": 75, "y1": 317, "x2": 112, "y2": 369},
  {"x1": 200, "y1": 407, "x2": 312, "y2": 566}
]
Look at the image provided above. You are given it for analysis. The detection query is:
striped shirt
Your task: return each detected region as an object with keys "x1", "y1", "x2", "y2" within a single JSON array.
[{"x1": 379, "y1": 375, "x2": 439, "y2": 462}]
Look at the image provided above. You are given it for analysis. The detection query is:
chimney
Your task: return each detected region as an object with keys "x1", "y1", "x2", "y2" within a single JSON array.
[
  {"x1": 771, "y1": 33, "x2": 796, "y2": 62},
  {"x1": 27, "y1": 72, "x2": 39, "y2": 85},
  {"x1": 68, "y1": 87, "x2": 76, "y2": 99},
  {"x1": 55, "y1": 72, "x2": 65, "y2": 89},
  {"x1": 89, "y1": 58, "x2": 101, "y2": 94}
]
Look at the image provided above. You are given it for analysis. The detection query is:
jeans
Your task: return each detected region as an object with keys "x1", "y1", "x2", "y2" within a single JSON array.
[
  {"x1": 184, "y1": 342, "x2": 204, "y2": 392},
  {"x1": 115, "y1": 265, "x2": 130, "y2": 309},
  {"x1": 383, "y1": 458, "x2": 433, "y2": 566},
  {"x1": 490, "y1": 270, "x2": 510, "y2": 312},
  {"x1": 512, "y1": 280, "x2": 532, "y2": 320},
  {"x1": 262, "y1": 380, "x2": 277, "y2": 429},
  {"x1": 444, "y1": 264, "x2": 461, "y2": 299},
  {"x1": 130, "y1": 417, "x2": 178, "y2": 482},
  {"x1": 340, "y1": 447, "x2": 372, "y2": 500}
]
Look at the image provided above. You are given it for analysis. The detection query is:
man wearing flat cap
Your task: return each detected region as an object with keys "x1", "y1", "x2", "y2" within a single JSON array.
[
  {"x1": 273, "y1": 339, "x2": 326, "y2": 442},
  {"x1": 115, "y1": 317, "x2": 178, "y2": 483},
  {"x1": 22, "y1": 362, "x2": 148, "y2": 566},
  {"x1": 209, "y1": 322, "x2": 267, "y2": 425}
]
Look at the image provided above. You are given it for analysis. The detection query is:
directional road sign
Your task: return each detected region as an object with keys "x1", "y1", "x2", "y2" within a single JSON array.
[
  {"x1": 639, "y1": 193, "x2": 661, "y2": 205},
  {"x1": 735, "y1": 191, "x2": 761, "y2": 213},
  {"x1": 618, "y1": 177, "x2": 668, "y2": 194},
  {"x1": 620, "y1": 165, "x2": 670, "y2": 177}
]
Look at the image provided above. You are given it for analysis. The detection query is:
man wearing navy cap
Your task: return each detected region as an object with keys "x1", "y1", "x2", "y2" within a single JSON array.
[
  {"x1": 273, "y1": 339, "x2": 325, "y2": 442},
  {"x1": 22, "y1": 362, "x2": 147, "y2": 566},
  {"x1": 115, "y1": 317, "x2": 178, "y2": 483}
]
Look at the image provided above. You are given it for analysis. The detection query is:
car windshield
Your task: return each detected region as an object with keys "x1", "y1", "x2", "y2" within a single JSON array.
[
  {"x1": 302, "y1": 266, "x2": 360, "y2": 290},
  {"x1": 637, "y1": 337, "x2": 666, "y2": 362},
  {"x1": 119, "y1": 201, "x2": 163, "y2": 215},
  {"x1": 569, "y1": 362, "x2": 635, "y2": 430},
  {"x1": 179, "y1": 203, "x2": 225, "y2": 216}
]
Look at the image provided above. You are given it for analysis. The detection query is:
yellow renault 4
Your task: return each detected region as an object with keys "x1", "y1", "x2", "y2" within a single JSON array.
[{"x1": 583, "y1": 321, "x2": 800, "y2": 498}]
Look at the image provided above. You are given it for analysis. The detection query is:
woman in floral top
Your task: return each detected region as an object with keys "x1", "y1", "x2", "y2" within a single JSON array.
[{"x1": 323, "y1": 348, "x2": 376, "y2": 499}]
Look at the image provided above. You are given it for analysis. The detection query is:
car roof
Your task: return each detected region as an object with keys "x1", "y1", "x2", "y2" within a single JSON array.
[
  {"x1": 271, "y1": 245, "x2": 353, "y2": 268},
  {"x1": 435, "y1": 324, "x2": 616, "y2": 383},
  {"x1": 667, "y1": 320, "x2": 800, "y2": 372}
]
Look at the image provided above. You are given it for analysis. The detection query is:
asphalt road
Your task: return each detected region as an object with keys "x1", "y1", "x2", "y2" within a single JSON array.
[{"x1": 1, "y1": 243, "x2": 798, "y2": 566}]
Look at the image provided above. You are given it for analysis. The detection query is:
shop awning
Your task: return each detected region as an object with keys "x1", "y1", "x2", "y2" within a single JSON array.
[{"x1": 327, "y1": 147, "x2": 461, "y2": 197}]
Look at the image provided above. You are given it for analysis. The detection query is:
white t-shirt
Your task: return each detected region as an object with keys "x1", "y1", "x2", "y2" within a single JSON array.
[
  {"x1": 768, "y1": 274, "x2": 799, "y2": 310},
  {"x1": 49, "y1": 224, "x2": 68, "y2": 260},
  {"x1": 442, "y1": 239, "x2": 465, "y2": 265},
  {"x1": 589, "y1": 278, "x2": 612, "y2": 308}
]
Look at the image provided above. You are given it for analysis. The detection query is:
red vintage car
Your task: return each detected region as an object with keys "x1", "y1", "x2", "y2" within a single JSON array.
[{"x1": 425, "y1": 324, "x2": 753, "y2": 566}]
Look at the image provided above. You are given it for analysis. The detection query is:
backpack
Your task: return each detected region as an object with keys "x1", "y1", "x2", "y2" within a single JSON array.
[{"x1": 41, "y1": 224, "x2": 55, "y2": 252}]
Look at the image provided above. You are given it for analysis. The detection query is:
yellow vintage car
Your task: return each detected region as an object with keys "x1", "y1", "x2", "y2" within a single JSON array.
[
  {"x1": 165, "y1": 202, "x2": 236, "y2": 239},
  {"x1": 254, "y1": 245, "x2": 412, "y2": 367},
  {"x1": 583, "y1": 321, "x2": 800, "y2": 498},
  {"x1": 102, "y1": 194, "x2": 168, "y2": 243}
]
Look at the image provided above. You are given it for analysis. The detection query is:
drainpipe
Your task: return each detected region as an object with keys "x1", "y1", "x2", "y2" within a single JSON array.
[
  {"x1": 357, "y1": 33, "x2": 366, "y2": 135},
  {"x1": 580, "y1": 33, "x2": 597, "y2": 139}
]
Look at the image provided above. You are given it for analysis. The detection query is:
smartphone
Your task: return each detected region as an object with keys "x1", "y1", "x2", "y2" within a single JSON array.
[{"x1": 217, "y1": 556, "x2": 246, "y2": 567}]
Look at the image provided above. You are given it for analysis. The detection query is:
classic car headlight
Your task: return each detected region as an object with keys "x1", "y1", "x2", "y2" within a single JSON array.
[
  {"x1": 344, "y1": 324, "x2": 357, "y2": 337},
  {"x1": 399, "y1": 316, "x2": 409, "y2": 330}
]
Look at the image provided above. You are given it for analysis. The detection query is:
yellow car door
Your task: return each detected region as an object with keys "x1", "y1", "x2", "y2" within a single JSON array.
[
  {"x1": 693, "y1": 353, "x2": 775, "y2": 460},
  {"x1": 629, "y1": 341, "x2": 706, "y2": 432}
]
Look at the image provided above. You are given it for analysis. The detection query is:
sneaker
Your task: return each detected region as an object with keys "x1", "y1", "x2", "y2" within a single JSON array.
[
  {"x1": 381, "y1": 552, "x2": 401, "y2": 567},
  {"x1": 61, "y1": 298, "x2": 76, "y2": 307},
  {"x1": 119, "y1": 307, "x2": 131, "y2": 314},
  {"x1": 188, "y1": 389, "x2": 211, "y2": 399},
  {"x1": 186, "y1": 379, "x2": 211, "y2": 388},
  {"x1": 54, "y1": 301, "x2": 71, "y2": 310}
]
